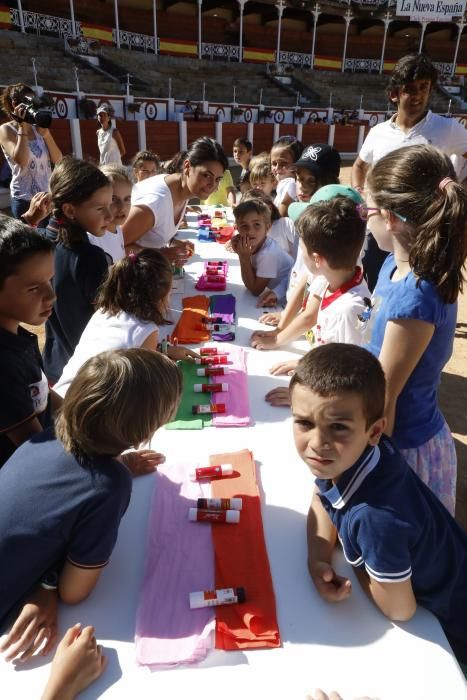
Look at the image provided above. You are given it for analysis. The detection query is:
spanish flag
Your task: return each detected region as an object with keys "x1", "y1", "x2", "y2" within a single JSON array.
[
  {"x1": 81, "y1": 23, "x2": 113, "y2": 45},
  {"x1": 159, "y1": 39, "x2": 198, "y2": 56},
  {"x1": 455, "y1": 64, "x2": 467, "y2": 75},
  {"x1": 0, "y1": 5, "x2": 11, "y2": 29},
  {"x1": 383, "y1": 60, "x2": 397, "y2": 73},
  {"x1": 314, "y1": 55, "x2": 342, "y2": 71},
  {"x1": 242, "y1": 47, "x2": 275, "y2": 63}
]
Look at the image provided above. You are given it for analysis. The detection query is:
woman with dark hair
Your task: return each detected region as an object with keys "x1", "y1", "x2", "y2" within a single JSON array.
[
  {"x1": 0, "y1": 83, "x2": 62, "y2": 221},
  {"x1": 122, "y1": 137, "x2": 228, "y2": 262}
]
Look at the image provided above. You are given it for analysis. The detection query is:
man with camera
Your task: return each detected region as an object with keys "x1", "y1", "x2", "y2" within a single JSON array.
[{"x1": 0, "y1": 82, "x2": 62, "y2": 222}]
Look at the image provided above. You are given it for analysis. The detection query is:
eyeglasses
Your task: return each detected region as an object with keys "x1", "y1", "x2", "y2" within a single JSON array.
[{"x1": 356, "y1": 203, "x2": 407, "y2": 223}]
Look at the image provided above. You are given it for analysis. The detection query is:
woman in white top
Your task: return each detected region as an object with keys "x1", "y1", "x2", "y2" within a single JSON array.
[
  {"x1": 122, "y1": 137, "x2": 228, "y2": 263},
  {"x1": 0, "y1": 82, "x2": 62, "y2": 221},
  {"x1": 54, "y1": 249, "x2": 197, "y2": 397},
  {"x1": 96, "y1": 105, "x2": 126, "y2": 165}
]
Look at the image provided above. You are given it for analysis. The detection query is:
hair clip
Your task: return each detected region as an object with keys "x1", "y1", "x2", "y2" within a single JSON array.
[
  {"x1": 439, "y1": 177, "x2": 454, "y2": 191},
  {"x1": 128, "y1": 252, "x2": 137, "y2": 262},
  {"x1": 54, "y1": 217, "x2": 65, "y2": 225}
]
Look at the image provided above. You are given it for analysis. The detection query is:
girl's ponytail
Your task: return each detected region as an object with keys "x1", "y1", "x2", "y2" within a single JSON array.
[
  {"x1": 95, "y1": 249, "x2": 173, "y2": 325},
  {"x1": 367, "y1": 144, "x2": 467, "y2": 304}
]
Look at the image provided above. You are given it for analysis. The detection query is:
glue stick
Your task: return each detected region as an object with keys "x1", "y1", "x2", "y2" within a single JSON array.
[
  {"x1": 189, "y1": 587, "x2": 246, "y2": 609},
  {"x1": 193, "y1": 383, "x2": 229, "y2": 393},
  {"x1": 190, "y1": 464, "x2": 233, "y2": 480},
  {"x1": 188, "y1": 508, "x2": 240, "y2": 523}
]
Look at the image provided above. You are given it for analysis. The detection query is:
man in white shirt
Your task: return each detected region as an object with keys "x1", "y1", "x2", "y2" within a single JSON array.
[{"x1": 351, "y1": 53, "x2": 467, "y2": 289}]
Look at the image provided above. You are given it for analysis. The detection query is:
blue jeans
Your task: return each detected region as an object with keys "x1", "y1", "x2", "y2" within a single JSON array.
[{"x1": 10, "y1": 197, "x2": 31, "y2": 219}]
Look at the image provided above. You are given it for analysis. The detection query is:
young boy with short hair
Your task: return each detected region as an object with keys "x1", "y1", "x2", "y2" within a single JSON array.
[
  {"x1": 0, "y1": 348, "x2": 182, "y2": 663},
  {"x1": 290, "y1": 343, "x2": 467, "y2": 665},
  {"x1": 233, "y1": 137, "x2": 252, "y2": 182},
  {"x1": 132, "y1": 150, "x2": 161, "y2": 183},
  {"x1": 0, "y1": 217, "x2": 56, "y2": 467},
  {"x1": 249, "y1": 154, "x2": 276, "y2": 197},
  {"x1": 232, "y1": 198, "x2": 293, "y2": 304}
]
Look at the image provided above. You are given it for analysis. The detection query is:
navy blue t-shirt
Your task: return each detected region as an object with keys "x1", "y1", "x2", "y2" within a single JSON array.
[
  {"x1": 0, "y1": 326, "x2": 52, "y2": 467},
  {"x1": 43, "y1": 231, "x2": 109, "y2": 383},
  {"x1": 0, "y1": 428, "x2": 132, "y2": 629},
  {"x1": 316, "y1": 438, "x2": 467, "y2": 657}
]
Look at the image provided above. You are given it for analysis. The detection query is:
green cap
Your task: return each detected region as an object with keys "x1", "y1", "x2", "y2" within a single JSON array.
[{"x1": 288, "y1": 184, "x2": 364, "y2": 223}]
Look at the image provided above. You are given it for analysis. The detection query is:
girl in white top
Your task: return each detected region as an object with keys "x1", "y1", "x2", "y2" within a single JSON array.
[
  {"x1": 0, "y1": 82, "x2": 62, "y2": 220},
  {"x1": 270, "y1": 136, "x2": 303, "y2": 217},
  {"x1": 96, "y1": 106, "x2": 125, "y2": 166},
  {"x1": 123, "y1": 137, "x2": 228, "y2": 263},
  {"x1": 54, "y1": 250, "x2": 198, "y2": 397},
  {"x1": 87, "y1": 164, "x2": 132, "y2": 263}
]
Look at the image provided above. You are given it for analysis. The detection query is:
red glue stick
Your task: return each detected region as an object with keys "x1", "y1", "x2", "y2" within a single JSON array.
[
  {"x1": 190, "y1": 463, "x2": 233, "y2": 480},
  {"x1": 191, "y1": 403, "x2": 226, "y2": 415},
  {"x1": 193, "y1": 383, "x2": 229, "y2": 393},
  {"x1": 194, "y1": 355, "x2": 228, "y2": 366},
  {"x1": 196, "y1": 367, "x2": 228, "y2": 376},
  {"x1": 197, "y1": 497, "x2": 243, "y2": 511},
  {"x1": 200, "y1": 347, "x2": 219, "y2": 356},
  {"x1": 188, "y1": 508, "x2": 240, "y2": 524},
  {"x1": 189, "y1": 587, "x2": 246, "y2": 609}
]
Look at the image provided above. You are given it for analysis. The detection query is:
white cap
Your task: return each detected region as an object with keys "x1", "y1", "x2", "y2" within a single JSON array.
[
  {"x1": 220, "y1": 383, "x2": 229, "y2": 392},
  {"x1": 219, "y1": 463, "x2": 234, "y2": 475},
  {"x1": 225, "y1": 510, "x2": 240, "y2": 523},
  {"x1": 230, "y1": 497, "x2": 243, "y2": 511}
]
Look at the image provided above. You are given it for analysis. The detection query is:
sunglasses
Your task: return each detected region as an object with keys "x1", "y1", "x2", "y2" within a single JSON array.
[{"x1": 356, "y1": 203, "x2": 407, "y2": 223}]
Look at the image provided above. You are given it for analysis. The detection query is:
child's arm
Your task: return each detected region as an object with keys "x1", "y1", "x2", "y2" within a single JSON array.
[
  {"x1": 278, "y1": 192, "x2": 295, "y2": 218},
  {"x1": 58, "y1": 562, "x2": 103, "y2": 606},
  {"x1": 4, "y1": 416, "x2": 45, "y2": 449},
  {"x1": 235, "y1": 237, "x2": 270, "y2": 296},
  {"x1": 378, "y1": 319, "x2": 434, "y2": 435},
  {"x1": 113, "y1": 129, "x2": 126, "y2": 158},
  {"x1": 354, "y1": 567, "x2": 417, "y2": 622},
  {"x1": 0, "y1": 586, "x2": 58, "y2": 662},
  {"x1": 307, "y1": 487, "x2": 352, "y2": 603},
  {"x1": 251, "y1": 293, "x2": 320, "y2": 350}
]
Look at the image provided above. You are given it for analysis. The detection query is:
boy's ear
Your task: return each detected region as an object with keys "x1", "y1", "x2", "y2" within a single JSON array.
[{"x1": 368, "y1": 417, "x2": 386, "y2": 446}]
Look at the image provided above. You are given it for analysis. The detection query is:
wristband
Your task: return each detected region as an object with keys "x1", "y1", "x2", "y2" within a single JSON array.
[{"x1": 40, "y1": 571, "x2": 59, "y2": 590}]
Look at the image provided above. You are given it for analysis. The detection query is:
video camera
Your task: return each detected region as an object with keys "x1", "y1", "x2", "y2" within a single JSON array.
[{"x1": 18, "y1": 94, "x2": 54, "y2": 129}]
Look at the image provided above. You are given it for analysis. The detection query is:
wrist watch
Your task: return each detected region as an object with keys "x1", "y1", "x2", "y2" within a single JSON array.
[{"x1": 40, "y1": 571, "x2": 59, "y2": 590}]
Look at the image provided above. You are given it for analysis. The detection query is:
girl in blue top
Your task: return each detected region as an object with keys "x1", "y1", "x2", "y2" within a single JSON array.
[{"x1": 365, "y1": 144, "x2": 467, "y2": 515}]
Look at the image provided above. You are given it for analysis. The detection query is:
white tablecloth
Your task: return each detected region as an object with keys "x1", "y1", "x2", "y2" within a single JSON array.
[{"x1": 3, "y1": 219, "x2": 466, "y2": 699}]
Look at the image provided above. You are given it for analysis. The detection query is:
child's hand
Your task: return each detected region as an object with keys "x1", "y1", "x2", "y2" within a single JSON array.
[
  {"x1": 23, "y1": 191, "x2": 52, "y2": 226},
  {"x1": 269, "y1": 359, "x2": 299, "y2": 376},
  {"x1": 310, "y1": 561, "x2": 352, "y2": 603},
  {"x1": 257, "y1": 290, "x2": 278, "y2": 308},
  {"x1": 251, "y1": 330, "x2": 279, "y2": 350},
  {"x1": 237, "y1": 234, "x2": 252, "y2": 258},
  {"x1": 230, "y1": 234, "x2": 240, "y2": 254},
  {"x1": 259, "y1": 311, "x2": 282, "y2": 326},
  {"x1": 42, "y1": 624, "x2": 107, "y2": 700},
  {"x1": 120, "y1": 450, "x2": 166, "y2": 477},
  {"x1": 0, "y1": 586, "x2": 58, "y2": 662},
  {"x1": 167, "y1": 345, "x2": 199, "y2": 362},
  {"x1": 265, "y1": 386, "x2": 291, "y2": 407}
]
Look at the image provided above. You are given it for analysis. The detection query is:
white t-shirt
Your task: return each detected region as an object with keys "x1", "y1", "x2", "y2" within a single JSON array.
[
  {"x1": 251, "y1": 237, "x2": 293, "y2": 303},
  {"x1": 268, "y1": 217, "x2": 297, "y2": 257},
  {"x1": 54, "y1": 310, "x2": 158, "y2": 397},
  {"x1": 131, "y1": 174, "x2": 186, "y2": 248},
  {"x1": 359, "y1": 111, "x2": 467, "y2": 166},
  {"x1": 274, "y1": 178, "x2": 296, "y2": 208},
  {"x1": 87, "y1": 225, "x2": 125, "y2": 263},
  {"x1": 312, "y1": 270, "x2": 371, "y2": 347}
]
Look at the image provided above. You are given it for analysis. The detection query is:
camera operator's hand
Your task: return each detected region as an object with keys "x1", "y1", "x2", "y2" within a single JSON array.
[{"x1": 12, "y1": 104, "x2": 32, "y2": 133}]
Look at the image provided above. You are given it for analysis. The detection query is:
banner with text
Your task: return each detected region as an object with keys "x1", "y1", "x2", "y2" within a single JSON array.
[{"x1": 396, "y1": 0, "x2": 465, "y2": 20}]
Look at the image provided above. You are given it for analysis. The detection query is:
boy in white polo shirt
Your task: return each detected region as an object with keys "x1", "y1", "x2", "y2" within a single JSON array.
[
  {"x1": 265, "y1": 195, "x2": 369, "y2": 407},
  {"x1": 232, "y1": 198, "x2": 293, "y2": 305}
]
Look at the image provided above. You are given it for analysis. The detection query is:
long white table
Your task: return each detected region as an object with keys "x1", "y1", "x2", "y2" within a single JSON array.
[{"x1": 2, "y1": 220, "x2": 466, "y2": 700}]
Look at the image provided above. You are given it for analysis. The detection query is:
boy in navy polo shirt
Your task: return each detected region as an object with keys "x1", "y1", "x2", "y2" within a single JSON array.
[
  {"x1": 0, "y1": 348, "x2": 182, "y2": 663},
  {"x1": 290, "y1": 343, "x2": 467, "y2": 664},
  {"x1": 0, "y1": 217, "x2": 57, "y2": 467}
]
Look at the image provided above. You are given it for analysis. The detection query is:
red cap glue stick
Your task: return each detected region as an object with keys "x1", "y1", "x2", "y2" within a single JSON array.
[
  {"x1": 190, "y1": 464, "x2": 233, "y2": 480},
  {"x1": 196, "y1": 367, "x2": 228, "y2": 377},
  {"x1": 188, "y1": 508, "x2": 240, "y2": 523},
  {"x1": 191, "y1": 403, "x2": 226, "y2": 415},
  {"x1": 189, "y1": 587, "x2": 246, "y2": 609},
  {"x1": 195, "y1": 356, "x2": 228, "y2": 365},
  {"x1": 197, "y1": 497, "x2": 243, "y2": 511},
  {"x1": 193, "y1": 383, "x2": 229, "y2": 393}
]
